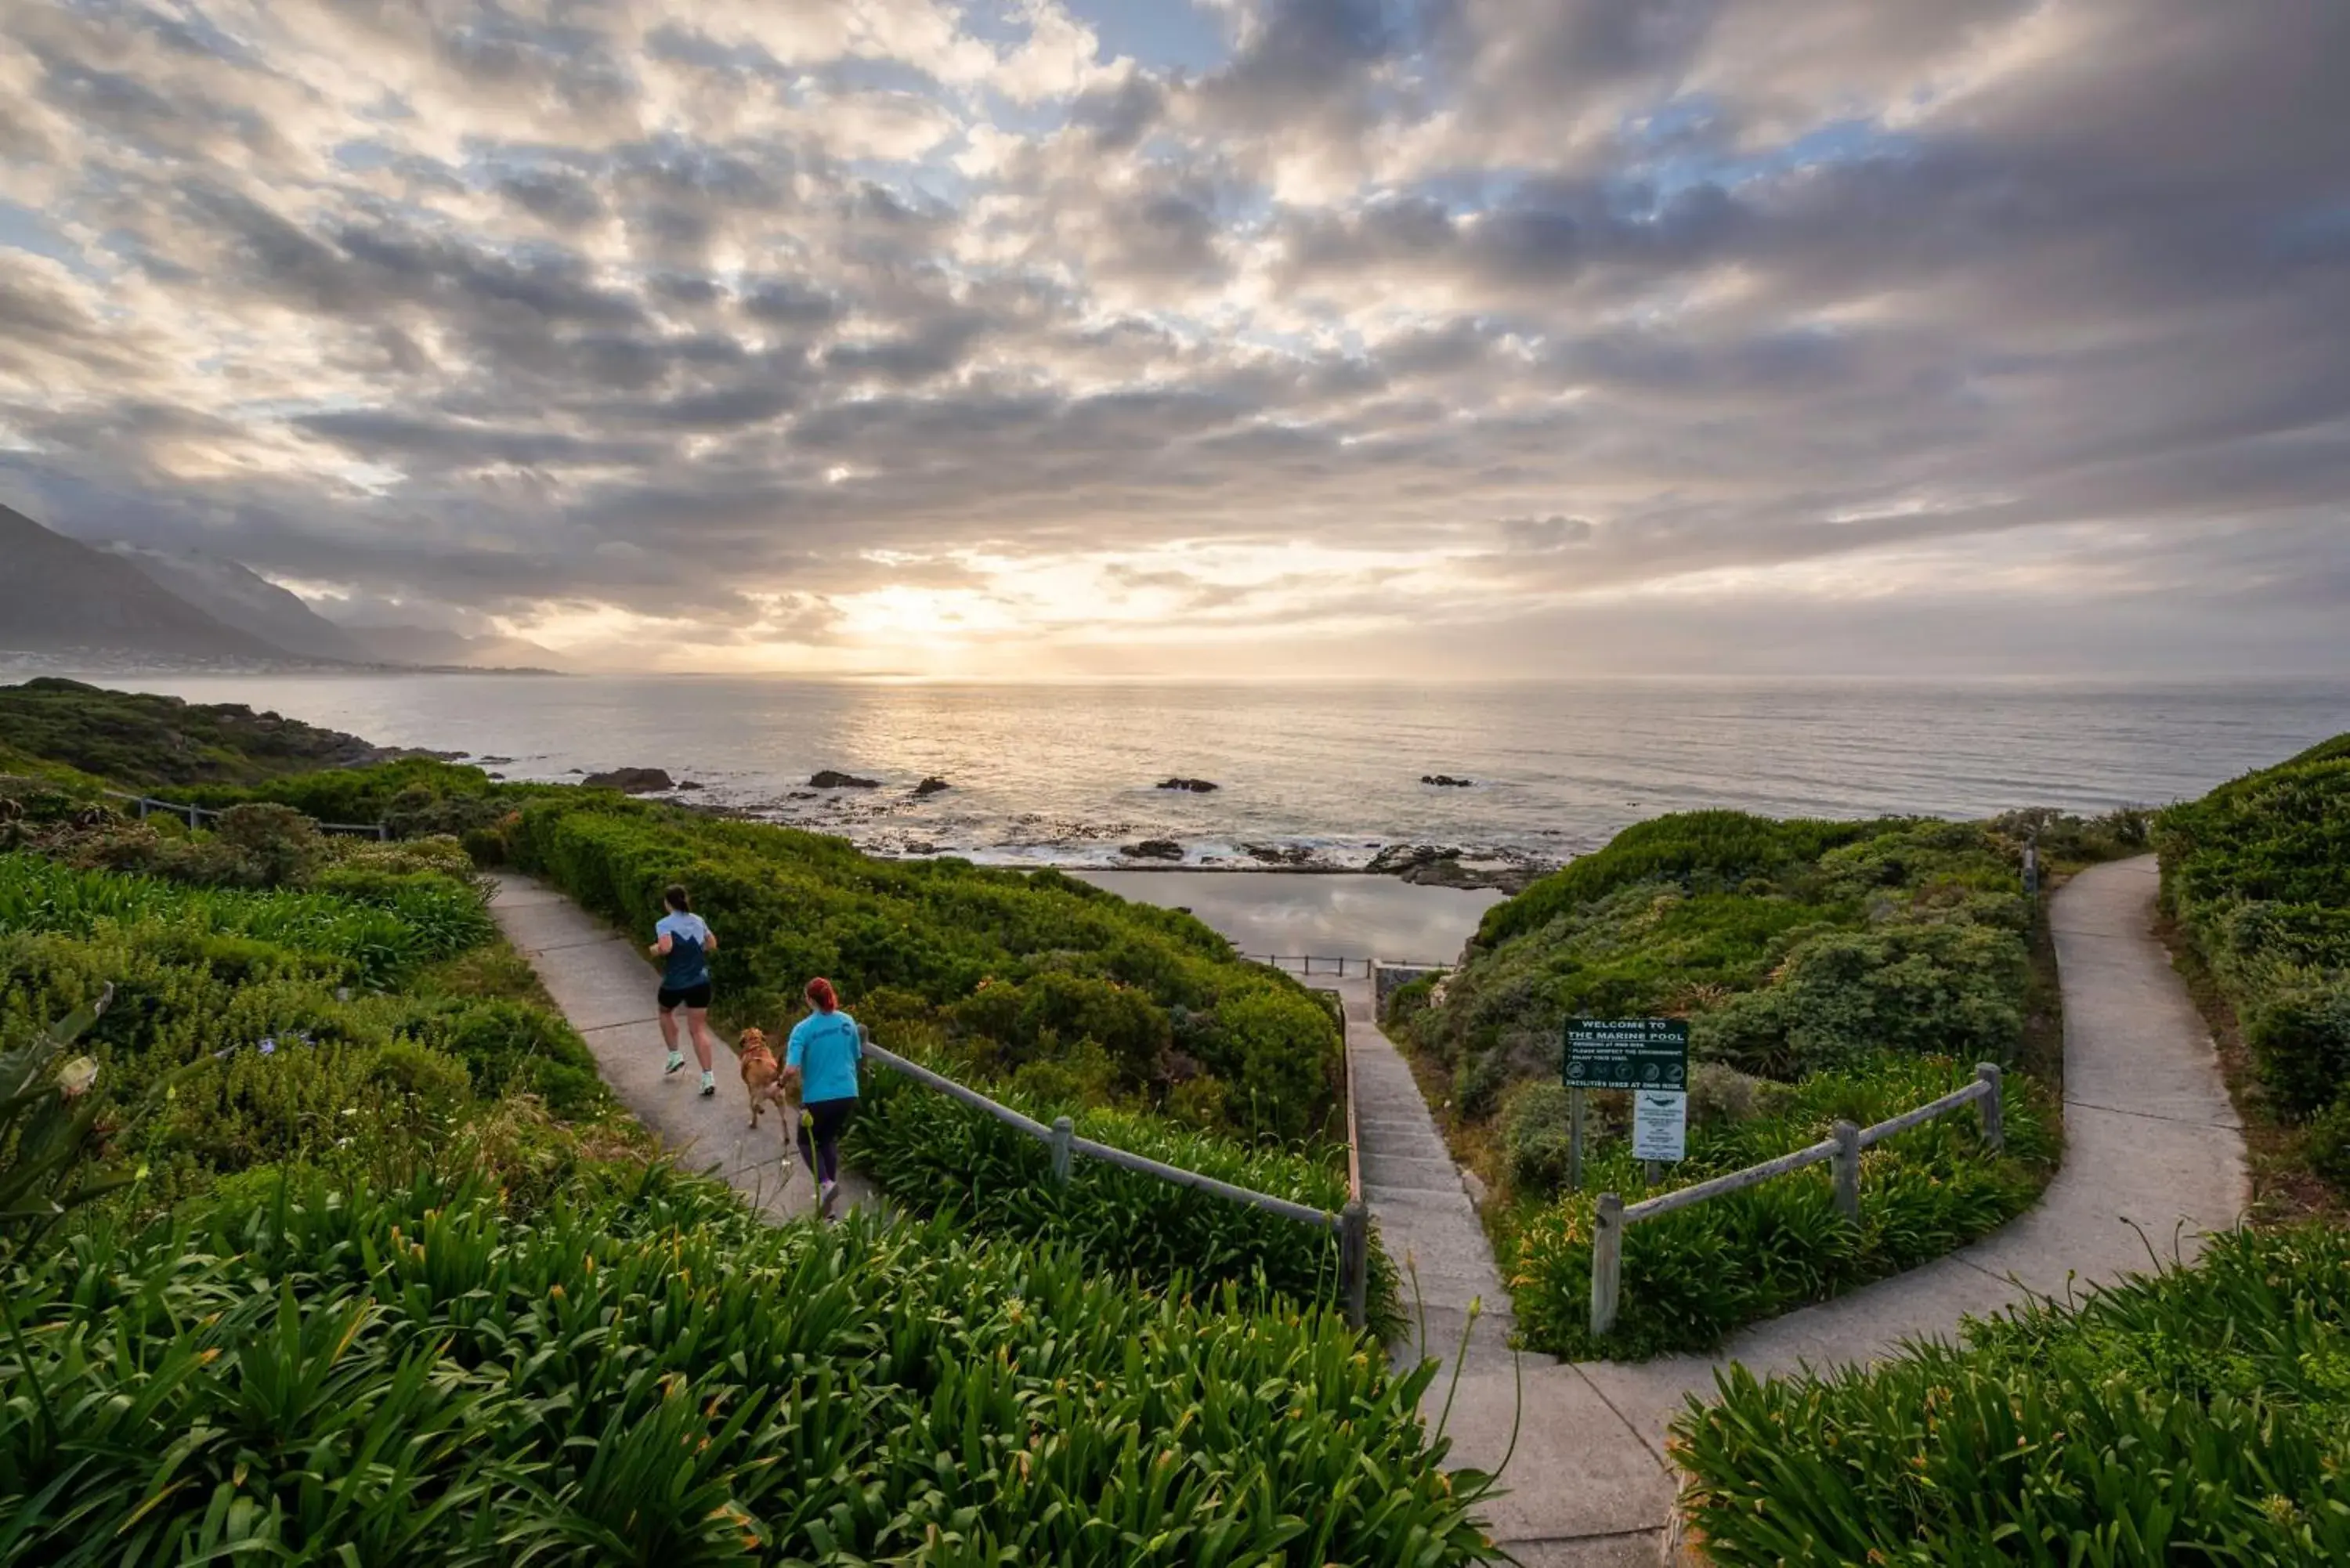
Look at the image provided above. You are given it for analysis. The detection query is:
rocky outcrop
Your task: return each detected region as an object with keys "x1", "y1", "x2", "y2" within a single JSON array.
[
  {"x1": 1121, "y1": 839, "x2": 1185, "y2": 860},
  {"x1": 1421, "y1": 774, "x2": 1475, "y2": 788},
  {"x1": 1241, "y1": 842, "x2": 1316, "y2": 865},
  {"x1": 810, "y1": 770, "x2": 881, "y2": 789},
  {"x1": 582, "y1": 766, "x2": 674, "y2": 793},
  {"x1": 1156, "y1": 777, "x2": 1219, "y2": 793},
  {"x1": 1367, "y1": 843, "x2": 1548, "y2": 893},
  {"x1": 912, "y1": 776, "x2": 950, "y2": 797}
]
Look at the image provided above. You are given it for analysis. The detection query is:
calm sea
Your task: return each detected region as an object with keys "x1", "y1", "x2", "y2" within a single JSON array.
[{"x1": 24, "y1": 670, "x2": 2349, "y2": 872}]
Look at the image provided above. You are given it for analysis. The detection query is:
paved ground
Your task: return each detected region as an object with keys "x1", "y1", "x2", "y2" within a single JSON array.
[
  {"x1": 488, "y1": 873, "x2": 877, "y2": 1224},
  {"x1": 1345, "y1": 854, "x2": 2249, "y2": 1564}
]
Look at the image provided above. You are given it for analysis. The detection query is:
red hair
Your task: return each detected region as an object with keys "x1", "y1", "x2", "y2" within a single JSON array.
[{"x1": 804, "y1": 977, "x2": 838, "y2": 1013}]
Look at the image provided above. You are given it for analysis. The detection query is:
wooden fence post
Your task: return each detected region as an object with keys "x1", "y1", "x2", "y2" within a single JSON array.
[
  {"x1": 1831, "y1": 1120, "x2": 1861, "y2": 1221},
  {"x1": 1050, "y1": 1115, "x2": 1074, "y2": 1183},
  {"x1": 1590, "y1": 1192, "x2": 1623, "y2": 1336},
  {"x1": 1976, "y1": 1064, "x2": 2004, "y2": 1151},
  {"x1": 1340, "y1": 1200, "x2": 1369, "y2": 1330}
]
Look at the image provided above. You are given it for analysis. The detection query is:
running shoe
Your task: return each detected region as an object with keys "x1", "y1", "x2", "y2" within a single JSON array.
[
  {"x1": 699, "y1": 1071, "x2": 717, "y2": 1097},
  {"x1": 664, "y1": 1051, "x2": 685, "y2": 1075},
  {"x1": 819, "y1": 1179, "x2": 839, "y2": 1218}
]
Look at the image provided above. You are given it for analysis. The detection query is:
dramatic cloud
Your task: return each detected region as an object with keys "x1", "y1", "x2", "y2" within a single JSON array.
[{"x1": 2, "y1": 0, "x2": 2345, "y2": 674}]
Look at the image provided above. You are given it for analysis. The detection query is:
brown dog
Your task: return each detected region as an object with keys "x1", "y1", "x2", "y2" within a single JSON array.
[{"x1": 738, "y1": 1028, "x2": 787, "y2": 1129}]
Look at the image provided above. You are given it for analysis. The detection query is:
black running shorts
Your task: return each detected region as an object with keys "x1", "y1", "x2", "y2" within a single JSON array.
[{"x1": 656, "y1": 981, "x2": 714, "y2": 1011}]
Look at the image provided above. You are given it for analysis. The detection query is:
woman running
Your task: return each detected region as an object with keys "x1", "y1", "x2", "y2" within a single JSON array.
[
  {"x1": 784, "y1": 977, "x2": 862, "y2": 1216},
  {"x1": 649, "y1": 883, "x2": 720, "y2": 1097}
]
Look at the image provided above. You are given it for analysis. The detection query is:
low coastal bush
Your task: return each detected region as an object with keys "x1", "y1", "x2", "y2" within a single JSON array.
[
  {"x1": 1504, "y1": 1053, "x2": 2052, "y2": 1359},
  {"x1": 0, "y1": 849, "x2": 493, "y2": 990},
  {"x1": 1672, "y1": 1224, "x2": 2350, "y2": 1564},
  {"x1": 2157, "y1": 731, "x2": 2350, "y2": 1188},
  {"x1": 848, "y1": 1052, "x2": 1403, "y2": 1335},
  {"x1": 0, "y1": 1168, "x2": 1497, "y2": 1565},
  {"x1": 0, "y1": 847, "x2": 608, "y2": 1208},
  {"x1": 507, "y1": 792, "x2": 1342, "y2": 1140}
]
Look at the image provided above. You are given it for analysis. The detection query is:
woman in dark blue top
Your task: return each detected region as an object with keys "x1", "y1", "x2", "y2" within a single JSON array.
[{"x1": 649, "y1": 883, "x2": 720, "y2": 1097}]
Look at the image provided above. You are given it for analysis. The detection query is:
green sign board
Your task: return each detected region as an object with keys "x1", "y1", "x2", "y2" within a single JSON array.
[{"x1": 1563, "y1": 1018, "x2": 1689, "y2": 1092}]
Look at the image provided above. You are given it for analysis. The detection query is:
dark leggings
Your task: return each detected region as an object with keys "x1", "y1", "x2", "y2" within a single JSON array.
[{"x1": 797, "y1": 1097, "x2": 856, "y2": 1183}]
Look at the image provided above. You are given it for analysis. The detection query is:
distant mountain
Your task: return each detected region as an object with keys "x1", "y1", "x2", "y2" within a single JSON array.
[
  {"x1": 0, "y1": 504, "x2": 292, "y2": 662},
  {"x1": 342, "y1": 623, "x2": 564, "y2": 670},
  {"x1": 102, "y1": 541, "x2": 374, "y2": 663}
]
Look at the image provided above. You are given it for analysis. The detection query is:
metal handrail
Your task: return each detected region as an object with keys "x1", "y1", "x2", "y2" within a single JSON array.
[
  {"x1": 101, "y1": 789, "x2": 388, "y2": 840},
  {"x1": 1590, "y1": 1063, "x2": 2005, "y2": 1335},
  {"x1": 858, "y1": 1035, "x2": 1373, "y2": 1324},
  {"x1": 1236, "y1": 952, "x2": 1372, "y2": 977}
]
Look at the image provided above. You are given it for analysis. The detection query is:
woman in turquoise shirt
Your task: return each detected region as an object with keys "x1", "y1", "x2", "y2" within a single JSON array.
[{"x1": 785, "y1": 976, "x2": 862, "y2": 1217}]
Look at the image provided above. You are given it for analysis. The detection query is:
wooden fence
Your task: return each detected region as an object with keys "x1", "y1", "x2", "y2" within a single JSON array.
[
  {"x1": 1589, "y1": 1063, "x2": 2005, "y2": 1335},
  {"x1": 101, "y1": 789, "x2": 389, "y2": 840},
  {"x1": 859, "y1": 1033, "x2": 1374, "y2": 1328}
]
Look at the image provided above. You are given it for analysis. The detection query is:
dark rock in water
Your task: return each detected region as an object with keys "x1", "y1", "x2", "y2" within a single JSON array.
[
  {"x1": 486, "y1": 772, "x2": 506, "y2": 781},
  {"x1": 905, "y1": 840, "x2": 939, "y2": 855},
  {"x1": 1242, "y1": 842, "x2": 1315, "y2": 866},
  {"x1": 676, "y1": 780, "x2": 704, "y2": 791},
  {"x1": 477, "y1": 755, "x2": 517, "y2": 765},
  {"x1": 810, "y1": 769, "x2": 881, "y2": 789},
  {"x1": 566, "y1": 768, "x2": 584, "y2": 775},
  {"x1": 582, "y1": 766, "x2": 674, "y2": 793},
  {"x1": 1156, "y1": 777, "x2": 1219, "y2": 793},
  {"x1": 912, "y1": 776, "x2": 950, "y2": 797},
  {"x1": 1421, "y1": 774, "x2": 1475, "y2": 788},
  {"x1": 1122, "y1": 839, "x2": 1185, "y2": 860},
  {"x1": 788, "y1": 789, "x2": 819, "y2": 800}
]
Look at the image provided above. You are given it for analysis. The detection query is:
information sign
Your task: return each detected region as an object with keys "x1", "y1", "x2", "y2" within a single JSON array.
[
  {"x1": 1563, "y1": 1018, "x2": 1689, "y2": 1092},
  {"x1": 1632, "y1": 1091, "x2": 1688, "y2": 1162}
]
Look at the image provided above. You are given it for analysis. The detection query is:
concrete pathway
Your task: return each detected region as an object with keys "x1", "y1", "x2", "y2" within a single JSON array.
[
  {"x1": 1347, "y1": 855, "x2": 2249, "y2": 1565},
  {"x1": 488, "y1": 873, "x2": 877, "y2": 1225}
]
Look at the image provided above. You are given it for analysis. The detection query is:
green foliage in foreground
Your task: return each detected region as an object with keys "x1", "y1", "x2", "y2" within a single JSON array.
[
  {"x1": 0, "y1": 849, "x2": 609, "y2": 1210},
  {"x1": 0, "y1": 678, "x2": 385, "y2": 788},
  {"x1": 2157, "y1": 733, "x2": 2350, "y2": 1176},
  {"x1": 0, "y1": 1168, "x2": 1498, "y2": 1566},
  {"x1": 849, "y1": 1057, "x2": 1404, "y2": 1335},
  {"x1": 0, "y1": 850, "x2": 494, "y2": 992},
  {"x1": 1506, "y1": 1055, "x2": 2052, "y2": 1360},
  {"x1": 1672, "y1": 1223, "x2": 2350, "y2": 1565},
  {"x1": 508, "y1": 792, "x2": 1343, "y2": 1140}
]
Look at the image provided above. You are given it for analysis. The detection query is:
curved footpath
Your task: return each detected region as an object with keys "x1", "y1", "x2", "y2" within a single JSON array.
[
  {"x1": 1340, "y1": 854, "x2": 2249, "y2": 1565},
  {"x1": 488, "y1": 874, "x2": 877, "y2": 1223}
]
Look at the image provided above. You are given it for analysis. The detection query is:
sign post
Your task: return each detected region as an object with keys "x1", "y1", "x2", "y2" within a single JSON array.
[{"x1": 1564, "y1": 1018, "x2": 1690, "y2": 1188}]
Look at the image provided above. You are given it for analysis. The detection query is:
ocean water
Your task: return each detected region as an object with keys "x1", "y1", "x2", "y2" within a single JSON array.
[{"x1": 22, "y1": 671, "x2": 2350, "y2": 876}]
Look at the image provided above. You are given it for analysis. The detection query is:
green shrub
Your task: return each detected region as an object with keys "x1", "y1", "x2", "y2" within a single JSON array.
[
  {"x1": 1500, "y1": 1080, "x2": 1574, "y2": 1194},
  {"x1": 1506, "y1": 1055, "x2": 2052, "y2": 1359},
  {"x1": 1478, "y1": 811, "x2": 1906, "y2": 948},
  {"x1": 847, "y1": 1055, "x2": 1402, "y2": 1335},
  {"x1": 1693, "y1": 919, "x2": 2027, "y2": 1078},
  {"x1": 1672, "y1": 1224, "x2": 2350, "y2": 1564},
  {"x1": 2246, "y1": 980, "x2": 2350, "y2": 1120},
  {"x1": 0, "y1": 1169, "x2": 1490, "y2": 1564},
  {"x1": 401, "y1": 997, "x2": 609, "y2": 1118},
  {"x1": 2157, "y1": 733, "x2": 2350, "y2": 1187}
]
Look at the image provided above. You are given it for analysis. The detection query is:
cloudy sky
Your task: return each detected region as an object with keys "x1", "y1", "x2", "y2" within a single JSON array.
[{"x1": 3, "y1": 0, "x2": 2347, "y2": 677}]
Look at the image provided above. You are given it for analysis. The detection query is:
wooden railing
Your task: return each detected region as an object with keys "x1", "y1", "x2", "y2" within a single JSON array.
[
  {"x1": 102, "y1": 789, "x2": 388, "y2": 840},
  {"x1": 1589, "y1": 1064, "x2": 2005, "y2": 1336},
  {"x1": 859, "y1": 1034, "x2": 1374, "y2": 1327}
]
